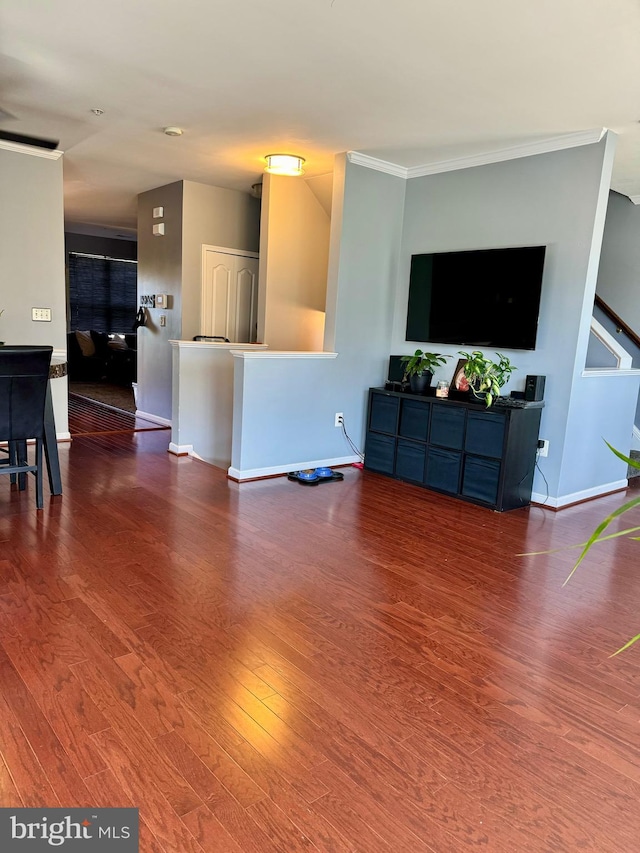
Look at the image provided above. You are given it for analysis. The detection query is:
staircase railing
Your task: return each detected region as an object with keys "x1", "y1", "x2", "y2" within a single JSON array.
[
  {"x1": 593, "y1": 294, "x2": 640, "y2": 455},
  {"x1": 595, "y1": 295, "x2": 640, "y2": 351}
]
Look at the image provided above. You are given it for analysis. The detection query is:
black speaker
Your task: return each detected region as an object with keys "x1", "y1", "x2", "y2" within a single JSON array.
[
  {"x1": 388, "y1": 355, "x2": 405, "y2": 382},
  {"x1": 524, "y1": 374, "x2": 545, "y2": 402}
]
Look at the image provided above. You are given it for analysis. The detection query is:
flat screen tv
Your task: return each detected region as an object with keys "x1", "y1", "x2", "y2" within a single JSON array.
[{"x1": 405, "y1": 246, "x2": 546, "y2": 351}]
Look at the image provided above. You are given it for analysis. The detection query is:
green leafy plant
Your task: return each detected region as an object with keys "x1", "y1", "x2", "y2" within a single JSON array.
[
  {"x1": 521, "y1": 442, "x2": 640, "y2": 656},
  {"x1": 400, "y1": 349, "x2": 449, "y2": 380},
  {"x1": 459, "y1": 350, "x2": 515, "y2": 407}
]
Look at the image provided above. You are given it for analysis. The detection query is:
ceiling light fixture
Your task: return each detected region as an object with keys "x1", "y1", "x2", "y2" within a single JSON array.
[
  {"x1": 264, "y1": 154, "x2": 305, "y2": 176},
  {"x1": 164, "y1": 126, "x2": 183, "y2": 137}
]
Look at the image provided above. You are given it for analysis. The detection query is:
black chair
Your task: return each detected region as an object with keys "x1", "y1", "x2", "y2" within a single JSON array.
[{"x1": 0, "y1": 346, "x2": 53, "y2": 509}]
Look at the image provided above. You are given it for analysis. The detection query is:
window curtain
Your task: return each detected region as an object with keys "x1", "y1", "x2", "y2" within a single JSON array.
[{"x1": 68, "y1": 254, "x2": 137, "y2": 333}]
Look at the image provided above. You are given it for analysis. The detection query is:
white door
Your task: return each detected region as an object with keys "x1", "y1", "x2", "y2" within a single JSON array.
[{"x1": 202, "y1": 248, "x2": 259, "y2": 342}]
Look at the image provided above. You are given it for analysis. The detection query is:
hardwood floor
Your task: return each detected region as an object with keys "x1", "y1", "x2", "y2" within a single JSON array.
[
  {"x1": 1, "y1": 429, "x2": 640, "y2": 851},
  {"x1": 68, "y1": 394, "x2": 170, "y2": 436}
]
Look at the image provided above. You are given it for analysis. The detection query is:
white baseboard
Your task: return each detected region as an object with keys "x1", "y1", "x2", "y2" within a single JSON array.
[
  {"x1": 228, "y1": 455, "x2": 360, "y2": 482},
  {"x1": 168, "y1": 442, "x2": 193, "y2": 456},
  {"x1": 531, "y1": 479, "x2": 628, "y2": 509},
  {"x1": 136, "y1": 410, "x2": 171, "y2": 427}
]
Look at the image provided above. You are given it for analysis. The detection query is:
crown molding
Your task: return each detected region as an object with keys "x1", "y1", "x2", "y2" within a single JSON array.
[
  {"x1": 629, "y1": 195, "x2": 640, "y2": 205},
  {"x1": 230, "y1": 350, "x2": 337, "y2": 359},
  {"x1": 346, "y1": 151, "x2": 408, "y2": 178},
  {"x1": 0, "y1": 138, "x2": 63, "y2": 160},
  {"x1": 349, "y1": 128, "x2": 607, "y2": 181},
  {"x1": 407, "y1": 128, "x2": 606, "y2": 178}
]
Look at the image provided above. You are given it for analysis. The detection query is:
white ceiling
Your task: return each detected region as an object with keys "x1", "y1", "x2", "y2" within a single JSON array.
[{"x1": 2, "y1": 0, "x2": 640, "y2": 235}]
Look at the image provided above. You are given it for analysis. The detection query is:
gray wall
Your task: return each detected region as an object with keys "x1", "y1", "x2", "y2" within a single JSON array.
[
  {"x1": 181, "y1": 181, "x2": 260, "y2": 340},
  {"x1": 0, "y1": 144, "x2": 68, "y2": 435},
  {"x1": 596, "y1": 191, "x2": 640, "y2": 336},
  {"x1": 232, "y1": 160, "x2": 407, "y2": 473},
  {"x1": 231, "y1": 138, "x2": 635, "y2": 501},
  {"x1": 65, "y1": 232, "x2": 137, "y2": 261},
  {"x1": 392, "y1": 136, "x2": 623, "y2": 501},
  {"x1": 137, "y1": 180, "x2": 260, "y2": 421},
  {"x1": 137, "y1": 181, "x2": 184, "y2": 421}
]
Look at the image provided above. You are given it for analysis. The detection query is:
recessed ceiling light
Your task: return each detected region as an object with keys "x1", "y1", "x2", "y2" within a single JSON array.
[
  {"x1": 264, "y1": 154, "x2": 305, "y2": 176},
  {"x1": 164, "y1": 126, "x2": 183, "y2": 137}
]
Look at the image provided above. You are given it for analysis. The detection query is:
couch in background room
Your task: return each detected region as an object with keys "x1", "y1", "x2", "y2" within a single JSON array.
[{"x1": 67, "y1": 330, "x2": 137, "y2": 385}]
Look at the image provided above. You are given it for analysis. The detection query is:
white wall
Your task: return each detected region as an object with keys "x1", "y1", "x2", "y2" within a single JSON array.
[
  {"x1": 305, "y1": 173, "x2": 333, "y2": 217},
  {"x1": 257, "y1": 173, "x2": 330, "y2": 351},
  {"x1": 0, "y1": 142, "x2": 68, "y2": 437}
]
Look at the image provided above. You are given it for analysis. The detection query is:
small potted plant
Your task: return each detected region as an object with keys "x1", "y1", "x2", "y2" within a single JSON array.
[
  {"x1": 401, "y1": 349, "x2": 450, "y2": 394},
  {"x1": 459, "y1": 350, "x2": 515, "y2": 407}
]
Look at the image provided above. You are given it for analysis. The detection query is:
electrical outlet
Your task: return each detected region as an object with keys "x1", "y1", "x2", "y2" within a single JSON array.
[
  {"x1": 538, "y1": 439, "x2": 549, "y2": 457},
  {"x1": 32, "y1": 307, "x2": 52, "y2": 322},
  {"x1": 335, "y1": 412, "x2": 343, "y2": 428}
]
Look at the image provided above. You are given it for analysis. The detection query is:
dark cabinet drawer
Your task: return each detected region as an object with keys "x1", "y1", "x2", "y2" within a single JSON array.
[
  {"x1": 364, "y1": 432, "x2": 396, "y2": 475},
  {"x1": 425, "y1": 447, "x2": 461, "y2": 494},
  {"x1": 430, "y1": 405, "x2": 465, "y2": 450},
  {"x1": 396, "y1": 439, "x2": 426, "y2": 483},
  {"x1": 462, "y1": 456, "x2": 501, "y2": 504},
  {"x1": 364, "y1": 388, "x2": 540, "y2": 511},
  {"x1": 399, "y1": 398, "x2": 430, "y2": 442},
  {"x1": 465, "y1": 411, "x2": 505, "y2": 458},
  {"x1": 369, "y1": 393, "x2": 399, "y2": 435}
]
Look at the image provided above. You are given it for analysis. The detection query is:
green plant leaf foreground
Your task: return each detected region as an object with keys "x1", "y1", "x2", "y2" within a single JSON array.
[
  {"x1": 605, "y1": 439, "x2": 640, "y2": 470},
  {"x1": 517, "y1": 523, "x2": 640, "y2": 557},
  {"x1": 610, "y1": 632, "x2": 640, "y2": 657},
  {"x1": 563, "y1": 494, "x2": 640, "y2": 586},
  {"x1": 521, "y1": 442, "x2": 640, "y2": 653}
]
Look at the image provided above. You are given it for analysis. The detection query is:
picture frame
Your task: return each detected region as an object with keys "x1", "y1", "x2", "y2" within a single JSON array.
[{"x1": 451, "y1": 358, "x2": 470, "y2": 393}]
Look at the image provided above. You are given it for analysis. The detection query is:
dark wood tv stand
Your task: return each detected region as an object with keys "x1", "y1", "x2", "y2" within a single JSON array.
[{"x1": 364, "y1": 388, "x2": 543, "y2": 511}]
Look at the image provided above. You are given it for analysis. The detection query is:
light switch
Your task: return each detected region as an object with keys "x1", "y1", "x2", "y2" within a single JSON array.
[
  {"x1": 32, "y1": 308, "x2": 52, "y2": 321},
  {"x1": 160, "y1": 315, "x2": 166, "y2": 327}
]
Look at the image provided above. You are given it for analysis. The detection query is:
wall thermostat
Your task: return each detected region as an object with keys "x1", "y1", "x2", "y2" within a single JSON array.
[{"x1": 156, "y1": 293, "x2": 170, "y2": 309}]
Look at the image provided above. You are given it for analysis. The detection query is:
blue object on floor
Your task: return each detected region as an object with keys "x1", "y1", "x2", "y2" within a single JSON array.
[
  {"x1": 288, "y1": 467, "x2": 344, "y2": 486},
  {"x1": 315, "y1": 467, "x2": 334, "y2": 478}
]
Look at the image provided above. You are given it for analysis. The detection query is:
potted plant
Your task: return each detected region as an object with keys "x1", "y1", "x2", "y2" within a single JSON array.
[
  {"x1": 459, "y1": 350, "x2": 515, "y2": 407},
  {"x1": 400, "y1": 349, "x2": 450, "y2": 394}
]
